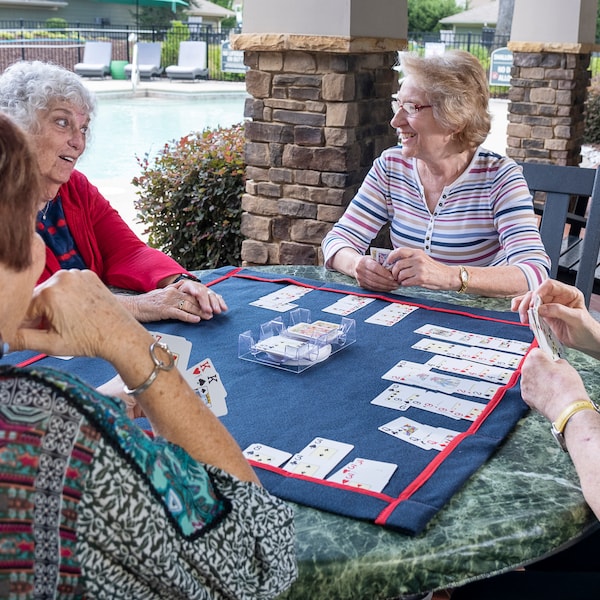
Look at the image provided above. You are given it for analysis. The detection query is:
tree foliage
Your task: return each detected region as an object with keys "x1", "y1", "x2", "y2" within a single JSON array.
[{"x1": 408, "y1": 0, "x2": 462, "y2": 32}]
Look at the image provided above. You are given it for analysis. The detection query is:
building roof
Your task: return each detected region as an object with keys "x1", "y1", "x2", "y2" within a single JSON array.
[
  {"x1": 187, "y1": 0, "x2": 235, "y2": 18},
  {"x1": 439, "y1": 2, "x2": 499, "y2": 27}
]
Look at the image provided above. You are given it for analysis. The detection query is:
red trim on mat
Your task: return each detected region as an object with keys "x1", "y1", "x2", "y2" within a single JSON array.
[
  {"x1": 228, "y1": 269, "x2": 528, "y2": 328},
  {"x1": 214, "y1": 267, "x2": 533, "y2": 524},
  {"x1": 16, "y1": 353, "x2": 47, "y2": 368}
]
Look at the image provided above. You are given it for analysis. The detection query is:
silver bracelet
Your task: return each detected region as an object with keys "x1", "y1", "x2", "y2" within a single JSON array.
[{"x1": 123, "y1": 341, "x2": 175, "y2": 396}]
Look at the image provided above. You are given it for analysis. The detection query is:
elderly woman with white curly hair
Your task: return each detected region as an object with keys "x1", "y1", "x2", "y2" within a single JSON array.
[{"x1": 0, "y1": 60, "x2": 227, "y2": 323}]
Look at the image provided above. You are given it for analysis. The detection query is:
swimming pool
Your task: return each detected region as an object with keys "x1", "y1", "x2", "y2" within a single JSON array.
[{"x1": 78, "y1": 93, "x2": 247, "y2": 184}]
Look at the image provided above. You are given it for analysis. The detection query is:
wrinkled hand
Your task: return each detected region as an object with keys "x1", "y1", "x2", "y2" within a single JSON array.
[
  {"x1": 121, "y1": 280, "x2": 228, "y2": 323},
  {"x1": 14, "y1": 269, "x2": 145, "y2": 361},
  {"x1": 354, "y1": 255, "x2": 399, "y2": 291},
  {"x1": 511, "y1": 279, "x2": 600, "y2": 355},
  {"x1": 387, "y1": 248, "x2": 456, "y2": 290},
  {"x1": 521, "y1": 348, "x2": 589, "y2": 422}
]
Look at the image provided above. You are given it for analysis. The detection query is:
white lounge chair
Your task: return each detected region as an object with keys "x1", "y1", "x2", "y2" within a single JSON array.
[
  {"x1": 165, "y1": 41, "x2": 209, "y2": 81},
  {"x1": 124, "y1": 42, "x2": 163, "y2": 80},
  {"x1": 74, "y1": 41, "x2": 112, "y2": 78}
]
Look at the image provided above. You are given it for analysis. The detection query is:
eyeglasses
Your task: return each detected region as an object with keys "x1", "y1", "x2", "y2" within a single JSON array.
[{"x1": 391, "y1": 99, "x2": 432, "y2": 116}]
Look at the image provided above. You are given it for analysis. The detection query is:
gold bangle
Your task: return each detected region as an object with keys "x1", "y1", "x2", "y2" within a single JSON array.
[
  {"x1": 123, "y1": 341, "x2": 175, "y2": 396},
  {"x1": 458, "y1": 266, "x2": 469, "y2": 293},
  {"x1": 551, "y1": 399, "x2": 599, "y2": 452}
]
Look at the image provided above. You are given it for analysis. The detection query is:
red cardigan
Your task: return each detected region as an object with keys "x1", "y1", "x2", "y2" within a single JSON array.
[{"x1": 39, "y1": 170, "x2": 185, "y2": 292}]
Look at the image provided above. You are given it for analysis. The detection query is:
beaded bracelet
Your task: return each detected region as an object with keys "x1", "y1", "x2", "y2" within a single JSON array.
[{"x1": 124, "y1": 341, "x2": 175, "y2": 396}]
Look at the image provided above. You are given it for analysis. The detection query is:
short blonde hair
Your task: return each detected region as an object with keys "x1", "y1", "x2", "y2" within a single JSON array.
[{"x1": 398, "y1": 50, "x2": 491, "y2": 150}]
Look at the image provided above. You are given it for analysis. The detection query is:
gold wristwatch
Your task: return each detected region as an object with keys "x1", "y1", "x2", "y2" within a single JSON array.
[
  {"x1": 458, "y1": 266, "x2": 469, "y2": 294},
  {"x1": 551, "y1": 399, "x2": 600, "y2": 452}
]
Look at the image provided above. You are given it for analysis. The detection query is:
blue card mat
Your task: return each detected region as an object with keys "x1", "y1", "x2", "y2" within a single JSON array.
[{"x1": 4, "y1": 267, "x2": 534, "y2": 535}]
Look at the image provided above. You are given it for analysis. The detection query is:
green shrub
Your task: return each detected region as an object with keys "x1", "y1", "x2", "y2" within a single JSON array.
[
  {"x1": 162, "y1": 20, "x2": 189, "y2": 68},
  {"x1": 45, "y1": 17, "x2": 67, "y2": 30},
  {"x1": 132, "y1": 123, "x2": 246, "y2": 270}
]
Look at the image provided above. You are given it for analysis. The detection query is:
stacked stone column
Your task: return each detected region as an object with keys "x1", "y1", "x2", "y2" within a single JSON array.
[
  {"x1": 232, "y1": 36, "x2": 399, "y2": 266},
  {"x1": 506, "y1": 46, "x2": 591, "y2": 165}
]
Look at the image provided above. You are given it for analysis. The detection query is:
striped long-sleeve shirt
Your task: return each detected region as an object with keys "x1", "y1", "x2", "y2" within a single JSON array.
[{"x1": 322, "y1": 146, "x2": 550, "y2": 290}]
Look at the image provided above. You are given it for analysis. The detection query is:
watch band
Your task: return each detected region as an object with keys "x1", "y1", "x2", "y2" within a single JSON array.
[
  {"x1": 172, "y1": 273, "x2": 201, "y2": 284},
  {"x1": 551, "y1": 399, "x2": 598, "y2": 452}
]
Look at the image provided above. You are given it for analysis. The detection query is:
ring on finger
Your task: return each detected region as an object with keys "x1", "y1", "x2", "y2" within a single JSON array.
[{"x1": 178, "y1": 299, "x2": 185, "y2": 310}]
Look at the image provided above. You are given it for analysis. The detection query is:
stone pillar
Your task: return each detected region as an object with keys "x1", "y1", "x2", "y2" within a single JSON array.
[
  {"x1": 232, "y1": 0, "x2": 407, "y2": 266},
  {"x1": 507, "y1": 0, "x2": 598, "y2": 165}
]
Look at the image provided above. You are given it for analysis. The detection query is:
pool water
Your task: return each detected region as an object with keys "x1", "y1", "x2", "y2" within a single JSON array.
[{"x1": 77, "y1": 94, "x2": 247, "y2": 184}]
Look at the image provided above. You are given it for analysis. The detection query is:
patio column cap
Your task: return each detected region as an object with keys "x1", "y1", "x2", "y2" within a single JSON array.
[{"x1": 230, "y1": 33, "x2": 407, "y2": 54}]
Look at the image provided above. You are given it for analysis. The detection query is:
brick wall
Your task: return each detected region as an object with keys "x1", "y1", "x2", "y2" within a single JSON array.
[
  {"x1": 240, "y1": 48, "x2": 398, "y2": 266},
  {"x1": 507, "y1": 51, "x2": 591, "y2": 166}
]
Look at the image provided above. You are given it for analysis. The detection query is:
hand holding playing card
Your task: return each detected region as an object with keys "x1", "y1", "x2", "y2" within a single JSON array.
[{"x1": 527, "y1": 296, "x2": 565, "y2": 361}]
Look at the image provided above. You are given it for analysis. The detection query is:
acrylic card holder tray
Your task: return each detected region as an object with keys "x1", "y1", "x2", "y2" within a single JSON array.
[{"x1": 238, "y1": 308, "x2": 356, "y2": 373}]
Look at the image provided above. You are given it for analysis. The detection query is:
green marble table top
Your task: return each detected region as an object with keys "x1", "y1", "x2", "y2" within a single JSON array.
[{"x1": 198, "y1": 266, "x2": 599, "y2": 599}]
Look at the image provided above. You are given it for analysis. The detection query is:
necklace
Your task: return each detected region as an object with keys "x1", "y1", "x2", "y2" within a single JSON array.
[{"x1": 39, "y1": 200, "x2": 52, "y2": 220}]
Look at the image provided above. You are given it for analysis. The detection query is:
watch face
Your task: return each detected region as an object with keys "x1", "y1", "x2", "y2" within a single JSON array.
[{"x1": 461, "y1": 270, "x2": 468, "y2": 283}]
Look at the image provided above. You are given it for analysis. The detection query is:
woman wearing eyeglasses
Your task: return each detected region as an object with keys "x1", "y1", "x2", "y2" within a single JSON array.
[{"x1": 322, "y1": 50, "x2": 550, "y2": 298}]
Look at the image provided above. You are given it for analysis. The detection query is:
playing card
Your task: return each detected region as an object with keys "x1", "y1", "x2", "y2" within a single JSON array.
[
  {"x1": 287, "y1": 320, "x2": 341, "y2": 343},
  {"x1": 253, "y1": 334, "x2": 313, "y2": 360},
  {"x1": 365, "y1": 303, "x2": 419, "y2": 326},
  {"x1": 243, "y1": 443, "x2": 292, "y2": 467},
  {"x1": 422, "y1": 426, "x2": 460, "y2": 451},
  {"x1": 370, "y1": 246, "x2": 392, "y2": 267},
  {"x1": 149, "y1": 331, "x2": 192, "y2": 371},
  {"x1": 379, "y1": 416, "x2": 436, "y2": 449},
  {"x1": 527, "y1": 296, "x2": 565, "y2": 360},
  {"x1": 412, "y1": 337, "x2": 522, "y2": 369},
  {"x1": 414, "y1": 324, "x2": 531, "y2": 355},
  {"x1": 249, "y1": 285, "x2": 312, "y2": 312},
  {"x1": 185, "y1": 358, "x2": 228, "y2": 417},
  {"x1": 371, "y1": 383, "x2": 422, "y2": 411},
  {"x1": 379, "y1": 416, "x2": 459, "y2": 451},
  {"x1": 327, "y1": 457, "x2": 397, "y2": 492},
  {"x1": 382, "y1": 361, "x2": 463, "y2": 394},
  {"x1": 322, "y1": 294, "x2": 375, "y2": 316},
  {"x1": 425, "y1": 355, "x2": 513, "y2": 384},
  {"x1": 282, "y1": 437, "x2": 354, "y2": 479}
]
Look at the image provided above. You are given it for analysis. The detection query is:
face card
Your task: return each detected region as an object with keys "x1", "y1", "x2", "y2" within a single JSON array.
[
  {"x1": 282, "y1": 437, "x2": 354, "y2": 479},
  {"x1": 379, "y1": 416, "x2": 436, "y2": 449},
  {"x1": 185, "y1": 358, "x2": 228, "y2": 417},
  {"x1": 327, "y1": 457, "x2": 398, "y2": 492},
  {"x1": 379, "y1": 416, "x2": 459, "y2": 451},
  {"x1": 370, "y1": 246, "x2": 392, "y2": 267},
  {"x1": 150, "y1": 331, "x2": 192, "y2": 371},
  {"x1": 243, "y1": 443, "x2": 292, "y2": 467}
]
